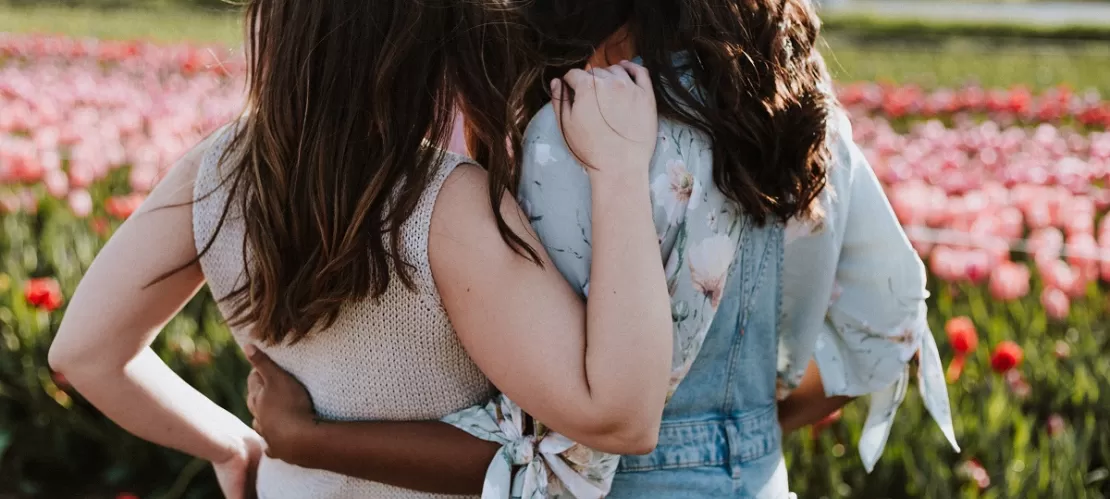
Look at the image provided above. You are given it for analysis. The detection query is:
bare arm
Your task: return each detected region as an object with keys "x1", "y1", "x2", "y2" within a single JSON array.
[
  {"x1": 244, "y1": 347, "x2": 498, "y2": 494},
  {"x1": 245, "y1": 63, "x2": 671, "y2": 488},
  {"x1": 282, "y1": 420, "x2": 498, "y2": 493},
  {"x1": 778, "y1": 360, "x2": 854, "y2": 434},
  {"x1": 48, "y1": 130, "x2": 264, "y2": 499},
  {"x1": 434, "y1": 64, "x2": 671, "y2": 454}
]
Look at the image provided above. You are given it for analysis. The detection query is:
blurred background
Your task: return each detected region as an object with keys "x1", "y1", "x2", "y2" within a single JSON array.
[{"x1": 1, "y1": 0, "x2": 1109, "y2": 497}]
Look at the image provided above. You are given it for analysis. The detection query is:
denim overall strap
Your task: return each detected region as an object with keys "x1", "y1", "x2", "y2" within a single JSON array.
[{"x1": 616, "y1": 220, "x2": 786, "y2": 484}]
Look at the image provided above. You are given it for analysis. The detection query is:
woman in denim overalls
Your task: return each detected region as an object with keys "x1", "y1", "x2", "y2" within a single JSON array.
[{"x1": 509, "y1": 1, "x2": 958, "y2": 493}]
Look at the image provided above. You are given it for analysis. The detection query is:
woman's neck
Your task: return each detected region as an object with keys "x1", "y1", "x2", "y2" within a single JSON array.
[{"x1": 587, "y1": 24, "x2": 639, "y2": 69}]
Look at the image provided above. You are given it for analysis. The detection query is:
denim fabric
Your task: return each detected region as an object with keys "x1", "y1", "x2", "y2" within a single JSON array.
[{"x1": 610, "y1": 221, "x2": 790, "y2": 499}]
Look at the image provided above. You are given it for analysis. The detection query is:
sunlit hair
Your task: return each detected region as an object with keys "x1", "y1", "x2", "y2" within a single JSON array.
[
  {"x1": 520, "y1": 0, "x2": 834, "y2": 225},
  {"x1": 157, "y1": 0, "x2": 537, "y2": 345}
]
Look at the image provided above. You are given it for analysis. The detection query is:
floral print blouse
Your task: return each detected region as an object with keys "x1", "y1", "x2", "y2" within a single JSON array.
[{"x1": 440, "y1": 91, "x2": 959, "y2": 497}]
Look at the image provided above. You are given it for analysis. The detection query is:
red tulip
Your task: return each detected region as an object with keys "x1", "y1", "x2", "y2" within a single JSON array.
[
  {"x1": 88, "y1": 217, "x2": 110, "y2": 238},
  {"x1": 24, "y1": 277, "x2": 64, "y2": 312},
  {"x1": 990, "y1": 341, "x2": 1024, "y2": 373},
  {"x1": 105, "y1": 194, "x2": 144, "y2": 220},
  {"x1": 945, "y1": 317, "x2": 978, "y2": 354}
]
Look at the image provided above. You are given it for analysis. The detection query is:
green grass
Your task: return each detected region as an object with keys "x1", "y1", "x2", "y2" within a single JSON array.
[
  {"x1": 823, "y1": 13, "x2": 1110, "y2": 42},
  {"x1": 0, "y1": 4, "x2": 241, "y2": 45},
  {"x1": 821, "y1": 35, "x2": 1110, "y2": 94},
  {"x1": 1, "y1": 4, "x2": 1108, "y2": 94}
]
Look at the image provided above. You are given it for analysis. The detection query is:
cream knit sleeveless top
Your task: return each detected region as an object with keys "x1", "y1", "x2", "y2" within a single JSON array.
[{"x1": 192, "y1": 127, "x2": 493, "y2": 499}]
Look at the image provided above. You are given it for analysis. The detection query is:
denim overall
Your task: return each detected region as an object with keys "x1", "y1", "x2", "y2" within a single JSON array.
[{"x1": 609, "y1": 221, "x2": 790, "y2": 498}]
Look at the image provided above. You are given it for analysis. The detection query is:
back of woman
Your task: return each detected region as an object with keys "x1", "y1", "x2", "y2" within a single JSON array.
[
  {"x1": 185, "y1": 1, "x2": 531, "y2": 496},
  {"x1": 47, "y1": 0, "x2": 539, "y2": 497},
  {"x1": 504, "y1": 0, "x2": 958, "y2": 496},
  {"x1": 194, "y1": 128, "x2": 491, "y2": 497}
]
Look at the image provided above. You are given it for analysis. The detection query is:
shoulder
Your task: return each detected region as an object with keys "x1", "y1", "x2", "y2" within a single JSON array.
[
  {"x1": 428, "y1": 163, "x2": 543, "y2": 292},
  {"x1": 820, "y1": 106, "x2": 863, "y2": 206},
  {"x1": 524, "y1": 102, "x2": 560, "y2": 140},
  {"x1": 435, "y1": 162, "x2": 490, "y2": 215},
  {"x1": 431, "y1": 163, "x2": 534, "y2": 253},
  {"x1": 826, "y1": 106, "x2": 862, "y2": 178}
]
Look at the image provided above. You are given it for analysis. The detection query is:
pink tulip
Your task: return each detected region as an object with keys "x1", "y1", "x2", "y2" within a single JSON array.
[
  {"x1": 1101, "y1": 248, "x2": 1110, "y2": 283},
  {"x1": 67, "y1": 190, "x2": 93, "y2": 218},
  {"x1": 989, "y1": 262, "x2": 1030, "y2": 301},
  {"x1": 964, "y1": 250, "x2": 991, "y2": 283},
  {"x1": 930, "y1": 246, "x2": 964, "y2": 282},
  {"x1": 1040, "y1": 259, "x2": 1077, "y2": 291},
  {"x1": 1029, "y1": 228, "x2": 1064, "y2": 259},
  {"x1": 129, "y1": 165, "x2": 160, "y2": 194},
  {"x1": 1041, "y1": 287, "x2": 1070, "y2": 320},
  {"x1": 1066, "y1": 233, "x2": 1100, "y2": 278},
  {"x1": 43, "y1": 169, "x2": 69, "y2": 198}
]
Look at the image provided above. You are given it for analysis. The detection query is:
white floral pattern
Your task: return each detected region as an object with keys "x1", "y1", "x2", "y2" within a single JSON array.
[
  {"x1": 651, "y1": 159, "x2": 702, "y2": 223},
  {"x1": 687, "y1": 235, "x2": 734, "y2": 309}
]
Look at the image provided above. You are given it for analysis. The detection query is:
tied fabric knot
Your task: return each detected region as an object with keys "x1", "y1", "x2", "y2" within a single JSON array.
[
  {"x1": 444, "y1": 396, "x2": 617, "y2": 499},
  {"x1": 503, "y1": 435, "x2": 536, "y2": 466}
]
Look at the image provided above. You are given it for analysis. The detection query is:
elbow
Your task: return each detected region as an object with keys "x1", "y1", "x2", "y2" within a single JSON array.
[
  {"x1": 609, "y1": 425, "x2": 660, "y2": 456},
  {"x1": 48, "y1": 327, "x2": 110, "y2": 382},
  {"x1": 582, "y1": 414, "x2": 662, "y2": 456},
  {"x1": 48, "y1": 337, "x2": 77, "y2": 375}
]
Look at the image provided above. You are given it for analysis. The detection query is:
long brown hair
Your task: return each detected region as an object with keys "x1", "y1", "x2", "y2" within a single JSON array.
[
  {"x1": 520, "y1": 0, "x2": 833, "y2": 225},
  {"x1": 173, "y1": 0, "x2": 536, "y2": 345}
]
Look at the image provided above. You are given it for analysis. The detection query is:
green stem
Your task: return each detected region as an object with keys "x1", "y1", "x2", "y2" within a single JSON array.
[{"x1": 159, "y1": 457, "x2": 209, "y2": 499}]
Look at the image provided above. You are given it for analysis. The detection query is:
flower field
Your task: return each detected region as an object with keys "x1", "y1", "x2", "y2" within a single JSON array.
[{"x1": 1, "y1": 32, "x2": 1109, "y2": 498}]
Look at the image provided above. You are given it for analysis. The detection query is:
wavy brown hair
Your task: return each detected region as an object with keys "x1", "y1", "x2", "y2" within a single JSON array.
[
  {"x1": 520, "y1": 0, "x2": 834, "y2": 225},
  {"x1": 164, "y1": 0, "x2": 537, "y2": 345}
]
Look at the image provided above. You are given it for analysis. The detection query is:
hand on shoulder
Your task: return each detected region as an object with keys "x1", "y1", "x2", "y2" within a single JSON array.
[{"x1": 551, "y1": 61, "x2": 659, "y2": 184}]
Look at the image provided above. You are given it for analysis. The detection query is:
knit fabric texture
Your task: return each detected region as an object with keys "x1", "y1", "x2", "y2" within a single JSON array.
[{"x1": 192, "y1": 128, "x2": 493, "y2": 499}]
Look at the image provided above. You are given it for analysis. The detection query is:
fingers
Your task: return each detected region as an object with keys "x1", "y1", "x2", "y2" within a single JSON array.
[
  {"x1": 601, "y1": 64, "x2": 634, "y2": 87},
  {"x1": 551, "y1": 79, "x2": 568, "y2": 130},
  {"x1": 587, "y1": 67, "x2": 613, "y2": 79},
  {"x1": 243, "y1": 344, "x2": 278, "y2": 378},
  {"x1": 550, "y1": 79, "x2": 567, "y2": 104},
  {"x1": 247, "y1": 368, "x2": 264, "y2": 394},
  {"x1": 246, "y1": 369, "x2": 263, "y2": 416},
  {"x1": 561, "y1": 68, "x2": 594, "y2": 94},
  {"x1": 618, "y1": 60, "x2": 652, "y2": 92}
]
